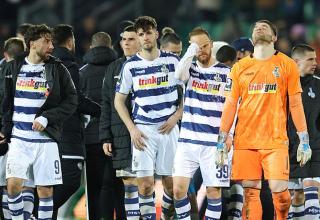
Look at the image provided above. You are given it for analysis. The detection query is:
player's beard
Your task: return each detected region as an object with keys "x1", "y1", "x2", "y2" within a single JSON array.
[
  {"x1": 142, "y1": 42, "x2": 155, "y2": 52},
  {"x1": 253, "y1": 34, "x2": 273, "y2": 45},
  {"x1": 197, "y1": 50, "x2": 212, "y2": 66},
  {"x1": 37, "y1": 50, "x2": 51, "y2": 61}
]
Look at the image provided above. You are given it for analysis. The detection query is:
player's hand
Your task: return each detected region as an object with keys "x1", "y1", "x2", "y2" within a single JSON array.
[
  {"x1": 103, "y1": 143, "x2": 112, "y2": 156},
  {"x1": 130, "y1": 126, "x2": 148, "y2": 151},
  {"x1": 185, "y1": 43, "x2": 199, "y2": 58},
  {"x1": 32, "y1": 121, "x2": 45, "y2": 131},
  {"x1": 215, "y1": 131, "x2": 228, "y2": 167},
  {"x1": 0, "y1": 132, "x2": 6, "y2": 144},
  {"x1": 158, "y1": 114, "x2": 179, "y2": 134},
  {"x1": 297, "y1": 131, "x2": 312, "y2": 167}
]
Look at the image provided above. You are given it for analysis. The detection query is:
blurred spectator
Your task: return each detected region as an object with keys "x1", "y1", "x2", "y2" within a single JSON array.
[
  {"x1": 196, "y1": 0, "x2": 222, "y2": 21},
  {"x1": 76, "y1": 16, "x2": 98, "y2": 58}
]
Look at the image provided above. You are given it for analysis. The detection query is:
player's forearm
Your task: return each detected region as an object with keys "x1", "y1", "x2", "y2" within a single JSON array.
[
  {"x1": 220, "y1": 96, "x2": 238, "y2": 133},
  {"x1": 175, "y1": 56, "x2": 192, "y2": 81},
  {"x1": 114, "y1": 93, "x2": 136, "y2": 131},
  {"x1": 289, "y1": 93, "x2": 307, "y2": 132}
]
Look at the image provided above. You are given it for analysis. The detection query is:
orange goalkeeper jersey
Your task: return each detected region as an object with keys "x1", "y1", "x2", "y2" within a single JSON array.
[{"x1": 227, "y1": 51, "x2": 302, "y2": 150}]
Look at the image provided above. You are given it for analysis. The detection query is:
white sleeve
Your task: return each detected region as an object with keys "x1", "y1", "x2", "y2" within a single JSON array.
[
  {"x1": 34, "y1": 116, "x2": 48, "y2": 128},
  {"x1": 174, "y1": 43, "x2": 199, "y2": 81},
  {"x1": 116, "y1": 63, "x2": 133, "y2": 94}
]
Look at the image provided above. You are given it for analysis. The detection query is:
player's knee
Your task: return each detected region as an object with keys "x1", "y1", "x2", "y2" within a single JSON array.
[
  {"x1": 206, "y1": 187, "x2": 221, "y2": 199},
  {"x1": 7, "y1": 178, "x2": 23, "y2": 195},
  {"x1": 272, "y1": 190, "x2": 291, "y2": 211},
  {"x1": 37, "y1": 186, "x2": 53, "y2": 198},
  {"x1": 292, "y1": 190, "x2": 304, "y2": 205},
  {"x1": 173, "y1": 184, "x2": 188, "y2": 200},
  {"x1": 138, "y1": 181, "x2": 154, "y2": 195}
]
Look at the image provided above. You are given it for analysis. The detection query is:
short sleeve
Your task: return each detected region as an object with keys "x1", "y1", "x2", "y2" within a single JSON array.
[{"x1": 116, "y1": 62, "x2": 133, "y2": 94}]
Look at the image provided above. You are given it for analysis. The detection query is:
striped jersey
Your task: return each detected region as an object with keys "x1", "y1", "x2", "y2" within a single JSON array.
[
  {"x1": 12, "y1": 58, "x2": 53, "y2": 142},
  {"x1": 179, "y1": 62, "x2": 230, "y2": 147},
  {"x1": 117, "y1": 50, "x2": 181, "y2": 124}
]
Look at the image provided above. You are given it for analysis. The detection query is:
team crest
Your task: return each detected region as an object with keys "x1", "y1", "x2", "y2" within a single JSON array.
[
  {"x1": 161, "y1": 64, "x2": 169, "y2": 74},
  {"x1": 214, "y1": 73, "x2": 222, "y2": 82},
  {"x1": 272, "y1": 66, "x2": 280, "y2": 78},
  {"x1": 308, "y1": 87, "x2": 316, "y2": 98}
]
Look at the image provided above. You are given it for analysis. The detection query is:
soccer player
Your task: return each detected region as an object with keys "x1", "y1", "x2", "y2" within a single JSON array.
[
  {"x1": 0, "y1": 37, "x2": 38, "y2": 220},
  {"x1": 114, "y1": 16, "x2": 182, "y2": 220},
  {"x1": 287, "y1": 44, "x2": 320, "y2": 220},
  {"x1": 172, "y1": 27, "x2": 232, "y2": 220},
  {"x1": 0, "y1": 24, "x2": 78, "y2": 220},
  {"x1": 99, "y1": 25, "x2": 140, "y2": 219},
  {"x1": 217, "y1": 20, "x2": 312, "y2": 220},
  {"x1": 160, "y1": 27, "x2": 183, "y2": 57}
]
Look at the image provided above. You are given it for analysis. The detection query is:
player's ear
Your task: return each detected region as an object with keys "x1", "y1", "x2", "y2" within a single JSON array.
[
  {"x1": 273, "y1": 35, "x2": 277, "y2": 43},
  {"x1": 155, "y1": 30, "x2": 159, "y2": 40}
]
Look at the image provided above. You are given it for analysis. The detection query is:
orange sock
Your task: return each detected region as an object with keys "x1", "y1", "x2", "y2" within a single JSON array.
[
  {"x1": 272, "y1": 190, "x2": 291, "y2": 220},
  {"x1": 243, "y1": 188, "x2": 262, "y2": 220}
]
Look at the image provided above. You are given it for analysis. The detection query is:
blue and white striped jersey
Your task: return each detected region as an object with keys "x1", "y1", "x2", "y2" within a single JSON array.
[
  {"x1": 117, "y1": 50, "x2": 181, "y2": 124},
  {"x1": 12, "y1": 58, "x2": 53, "y2": 142},
  {"x1": 179, "y1": 62, "x2": 230, "y2": 147}
]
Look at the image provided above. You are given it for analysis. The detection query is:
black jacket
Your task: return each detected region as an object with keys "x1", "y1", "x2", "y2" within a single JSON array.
[
  {"x1": 99, "y1": 57, "x2": 132, "y2": 169},
  {"x1": 52, "y1": 47, "x2": 100, "y2": 157},
  {"x1": 80, "y1": 46, "x2": 117, "y2": 144},
  {"x1": 1, "y1": 55, "x2": 78, "y2": 142},
  {"x1": 288, "y1": 74, "x2": 320, "y2": 177}
]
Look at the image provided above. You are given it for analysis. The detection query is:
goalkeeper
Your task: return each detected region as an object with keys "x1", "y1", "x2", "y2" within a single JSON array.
[{"x1": 217, "y1": 20, "x2": 312, "y2": 220}]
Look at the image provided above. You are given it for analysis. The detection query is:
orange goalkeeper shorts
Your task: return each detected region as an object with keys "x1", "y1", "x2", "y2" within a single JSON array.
[{"x1": 231, "y1": 148, "x2": 289, "y2": 180}]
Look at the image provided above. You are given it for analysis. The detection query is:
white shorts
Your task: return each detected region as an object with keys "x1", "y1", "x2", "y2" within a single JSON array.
[
  {"x1": 6, "y1": 138, "x2": 62, "y2": 186},
  {"x1": 132, "y1": 123, "x2": 179, "y2": 176},
  {"x1": 173, "y1": 142, "x2": 230, "y2": 187}
]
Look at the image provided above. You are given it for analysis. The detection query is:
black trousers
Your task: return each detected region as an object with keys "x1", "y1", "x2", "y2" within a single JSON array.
[{"x1": 99, "y1": 152, "x2": 125, "y2": 220}]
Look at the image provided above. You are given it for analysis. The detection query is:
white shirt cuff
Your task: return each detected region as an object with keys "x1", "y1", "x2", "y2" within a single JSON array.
[{"x1": 34, "y1": 116, "x2": 48, "y2": 128}]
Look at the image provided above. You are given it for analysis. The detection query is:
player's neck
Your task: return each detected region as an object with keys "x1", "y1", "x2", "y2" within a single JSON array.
[
  {"x1": 253, "y1": 44, "x2": 276, "y2": 60},
  {"x1": 139, "y1": 47, "x2": 159, "y2": 61},
  {"x1": 27, "y1": 51, "x2": 44, "y2": 64}
]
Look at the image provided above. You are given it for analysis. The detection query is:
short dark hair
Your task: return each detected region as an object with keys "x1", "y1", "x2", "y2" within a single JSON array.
[
  {"x1": 4, "y1": 37, "x2": 25, "y2": 58},
  {"x1": 24, "y1": 24, "x2": 52, "y2": 50},
  {"x1": 255, "y1": 20, "x2": 278, "y2": 36},
  {"x1": 189, "y1": 26, "x2": 211, "y2": 40},
  {"x1": 291, "y1": 44, "x2": 315, "y2": 58},
  {"x1": 216, "y1": 45, "x2": 237, "y2": 64},
  {"x1": 160, "y1": 27, "x2": 181, "y2": 47},
  {"x1": 16, "y1": 23, "x2": 32, "y2": 36},
  {"x1": 123, "y1": 25, "x2": 135, "y2": 33},
  {"x1": 91, "y1": 32, "x2": 112, "y2": 48},
  {"x1": 53, "y1": 24, "x2": 74, "y2": 46},
  {"x1": 133, "y1": 16, "x2": 157, "y2": 32}
]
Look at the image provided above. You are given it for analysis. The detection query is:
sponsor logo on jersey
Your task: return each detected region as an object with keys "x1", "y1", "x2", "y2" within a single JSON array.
[
  {"x1": 192, "y1": 80, "x2": 221, "y2": 94},
  {"x1": 138, "y1": 75, "x2": 168, "y2": 88},
  {"x1": 16, "y1": 78, "x2": 48, "y2": 91},
  {"x1": 248, "y1": 83, "x2": 277, "y2": 94}
]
